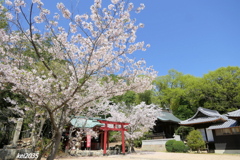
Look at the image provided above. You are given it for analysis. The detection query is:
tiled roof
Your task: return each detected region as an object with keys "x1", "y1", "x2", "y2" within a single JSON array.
[
  {"x1": 179, "y1": 107, "x2": 227, "y2": 125},
  {"x1": 226, "y1": 109, "x2": 240, "y2": 118},
  {"x1": 180, "y1": 117, "x2": 225, "y2": 125},
  {"x1": 70, "y1": 118, "x2": 104, "y2": 128},
  {"x1": 197, "y1": 107, "x2": 222, "y2": 117},
  {"x1": 208, "y1": 119, "x2": 240, "y2": 130},
  {"x1": 158, "y1": 111, "x2": 181, "y2": 123}
]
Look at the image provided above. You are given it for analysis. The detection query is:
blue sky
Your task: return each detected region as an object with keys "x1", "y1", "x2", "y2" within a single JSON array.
[
  {"x1": 130, "y1": 0, "x2": 240, "y2": 77},
  {"x1": 45, "y1": 0, "x2": 240, "y2": 77}
]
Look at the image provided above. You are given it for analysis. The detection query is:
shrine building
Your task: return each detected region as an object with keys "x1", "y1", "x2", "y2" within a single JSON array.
[
  {"x1": 180, "y1": 107, "x2": 240, "y2": 154},
  {"x1": 64, "y1": 117, "x2": 129, "y2": 155}
]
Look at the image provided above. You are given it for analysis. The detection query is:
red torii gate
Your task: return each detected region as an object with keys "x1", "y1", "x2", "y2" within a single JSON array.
[{"x1": 97, "y1": 120, "x2": 129, "y2": 155}]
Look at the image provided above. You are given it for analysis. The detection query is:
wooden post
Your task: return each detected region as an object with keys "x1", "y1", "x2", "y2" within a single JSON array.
[
  {"x1": 103, "y1": 130, "x2": 107, "y2": 155},
  {"x1": 101, "y1": 132, "x2": 104, "y2": 149},
  {"x1": 121, "y1": 125, "x2": 125, "y2": 154},
  {"x1": 107, "y1": 131, "x2": 109, "y2": 149},
  {"x1": 204, "y1": 128, "x2": 209, "y2": 141},
  {"x1": 204, "y1": 128, "x2": 209, "y2": 152}
]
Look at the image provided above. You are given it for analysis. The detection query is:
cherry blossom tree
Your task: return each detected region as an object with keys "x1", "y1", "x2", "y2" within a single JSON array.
[
  {"x1": 0, "y1": 0, "x2": 157, "y2": 159},
  {"x1": 107, "y1": 102, "x2": 161, "y2": 152}
]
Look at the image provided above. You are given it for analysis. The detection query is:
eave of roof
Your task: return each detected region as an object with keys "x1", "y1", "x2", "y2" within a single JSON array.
[
  {"x1": 199, "y1": 107, "x2": 222, "y2": 116},
  {"x1": 180, "y1": 117, "x2": 226, "y2": 125},
  {"x1": 226, "y1": 109, "x2": 240, "y2": 118},
  {"x1": 208, "y1": 119, "x2": 240, "y2": 130},
  {"x1": 179, "y1": 107, "x2": 227, "y2": 125},
  {"x1": 70, "y1": 118, "x2": 104, "y2": 128},
  {"x1": 158, "y1": 111, "x2": 181, "y2": 123}
]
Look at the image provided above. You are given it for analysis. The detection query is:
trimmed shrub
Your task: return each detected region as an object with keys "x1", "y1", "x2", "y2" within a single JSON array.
[
  {"x1": 165, "y1": 139, "x2": 176, "y2": 152},
  {"x1": 186, "y1": 130, "x2": 205, "y2": 152},
  {"x1": 172, "y1": 141, "x2": 188, "y2": 152}
]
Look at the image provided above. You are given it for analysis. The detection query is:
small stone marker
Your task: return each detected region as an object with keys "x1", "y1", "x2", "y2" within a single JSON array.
[{"x1": 12, "y1": 118, "x2": 23, "y2": 147}]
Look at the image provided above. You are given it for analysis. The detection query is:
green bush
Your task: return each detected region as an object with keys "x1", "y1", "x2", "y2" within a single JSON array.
[
  {"x1": 186, "y1": 130, "x2": 205, "y2": 152},
  {"x1": 175, "y1": 126, "x2": 194, "y2": 141},
  {"x1": 172, "y1": 141, "x2": 188, "y2": 152},
  {"x1": 133, "y1": 138, "x2": 142, "y2": 148},
  {"x1": 166, "y1": 140, "x2": 188, "y2": 152},
  {"x1": 165, "y1": 139, "x2": 176, "y2": 152}
]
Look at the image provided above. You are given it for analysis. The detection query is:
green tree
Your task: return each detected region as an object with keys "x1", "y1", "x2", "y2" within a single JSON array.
[
  {"x1": 201, "y1": 66, "x2": 240, "y2": 113},
  {"x1": 111, "y1": 90, "x2": 137, "y2": 106},
  {"x1": 153, "y1": 69, "x2": 199, "y2": 119},
  {"x1": 0, "y1": 1, "x2": 8, "y2": 30},
  {"x1": 135, "y1": 90, "x2": 153, "y2": 105},
  {"x1": 111, "y1": 89, "x2": 153, "y2": 106},
  {"x1": 175, "y1": 126, "x2": 194, "y2": 141},
  {"x1": 152, "y1": 67, "x2": 240, "y2": 120},
  {"x1": 186, "y1": 130, "x2": 205, "y2": 152}
]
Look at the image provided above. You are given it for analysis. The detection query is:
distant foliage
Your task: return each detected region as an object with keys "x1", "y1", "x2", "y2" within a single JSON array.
[
  {"x1": 152, "y1": 69, "x2": 201, "y2": 120},
  {"x1": 152, "y1": 66, "x2": 240, "y2": 119},
  {"x1": 109, "y1": 131, "x2": 120, "y2": 143},
  {"x1": 201, "y1": 66, "x2": 240, "y2": 113},
  {"x1": 111, "y1": 90, "x2": 153, "y2": 106},
  {"x1": 186, "y1": 130, "x2": 205, "y2": 152}
]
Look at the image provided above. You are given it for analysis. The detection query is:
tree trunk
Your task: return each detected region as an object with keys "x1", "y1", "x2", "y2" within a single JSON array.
[
  {"x1": 36, "y1": 140, "x2": 53, "y2": 160},
  {"x1": 46, "y1": 130, "x2": 62, "y2": 160},
  {"x1": 130, "y1": 145, "x2": 135, "y2": 153},
  {"x1": 38, "y1": 118, "x2": 46, "y2": 137},
  {"x1": 46, "y1": 106, "x2": 67, "y2": 160},
  {"x1": 31, "y1": 118, "x2": 46, "y2": 157},
  {"x1": 32, "y1": 115, "x2": 46, "y2": 153},
  {"x1": 128, "y1": 140, "x2": 135, "y2": 153},
  {"x1": 31, "y1": 127, "x2": 36, "y2": 152}
]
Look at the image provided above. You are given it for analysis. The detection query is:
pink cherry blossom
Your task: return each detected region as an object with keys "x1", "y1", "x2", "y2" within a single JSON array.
[{"x1": 0, "y1": 1, "x2": 156, "y2": 159}]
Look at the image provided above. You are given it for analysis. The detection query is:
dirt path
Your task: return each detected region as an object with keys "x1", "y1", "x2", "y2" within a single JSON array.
[{"x1": 51, "y1": 152, "x2": 240, "y2": 160}]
